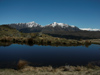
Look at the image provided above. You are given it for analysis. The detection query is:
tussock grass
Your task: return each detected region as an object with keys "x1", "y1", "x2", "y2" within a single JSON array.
[
  {"x1": 17, "y1": 60, "x2": 29, "y2": 69},
  {"x1": 0, "y1": 60, "x2": 99, "y2": 75},
  {"x1": 0, "y1": 65, "x2": 100, "y2": 75},
  {"x1": 0, "y1": 36, "x2": 93, "y2": 47}
]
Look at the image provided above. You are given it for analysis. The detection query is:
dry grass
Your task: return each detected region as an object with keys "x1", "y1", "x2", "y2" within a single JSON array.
[
  {"x1": 17, "y1": 60, "x2": 29, "y2": 69},
  {"x1": 0, "y1": 65, "x2": 100, "y2": 75}
]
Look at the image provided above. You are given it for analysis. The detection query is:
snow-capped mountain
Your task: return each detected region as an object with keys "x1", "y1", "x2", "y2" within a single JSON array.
[
  {"x1": 46, "y1": 22, "x2": 75, "y2": 28},
  {"x1": 26, "y1": 21, "x2": 41, "y2": 27},
  {"x1": 48, "y1": 22, "x2": 69, "y2": 28},
  {"x1": 42, "y1": 22, "x2": 80, "y2": 32},
  {"x1": 7, "y1": 21, "x2": 80, "y2": 33},
  {"x1": 8, "y1": 21, "x2": 41, "y2": 30}
]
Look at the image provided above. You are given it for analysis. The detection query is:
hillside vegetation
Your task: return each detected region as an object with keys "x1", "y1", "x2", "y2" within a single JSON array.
[
  {"x1": 44, "y1": 31, "x2": 100, "y2": 39},
  {"x1": 0, "y1": 25, "x2": 100, "y2": 46},
  {"x1": 0, "y1": 25, "x2": 21, "y2": 37}
]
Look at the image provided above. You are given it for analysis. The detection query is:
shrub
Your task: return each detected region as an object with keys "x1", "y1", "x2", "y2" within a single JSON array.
[{"x1": 17, "y1": 60, "x2": 29, "y2": 69}]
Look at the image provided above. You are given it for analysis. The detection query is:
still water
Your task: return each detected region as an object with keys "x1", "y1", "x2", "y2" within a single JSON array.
[{"x1": 0, "y1": 44, "x2": 100, "y2": 68}]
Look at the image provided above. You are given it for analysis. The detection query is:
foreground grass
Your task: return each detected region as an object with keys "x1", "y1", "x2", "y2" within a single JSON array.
[
  {"x1": 0, "y1": 65, "x2": 100, "y2": 75},
  {"x1": 0, "y1": 60, "x2": 100, "y2": 75}
]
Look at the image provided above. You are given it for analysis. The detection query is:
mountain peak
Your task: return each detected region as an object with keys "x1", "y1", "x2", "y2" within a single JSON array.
[
  {"x1": 49, "y1": 22, "x2": 69, "y2": 28},
  {"x1": 53, "y1": 22, "x2": 57, "y2": 25},
  {"x1": 26, "y1": 21, "x2": 40, "y2": 27},
  {"x1": 51, "y1": 22, "x2": 58, "y2": 27}
]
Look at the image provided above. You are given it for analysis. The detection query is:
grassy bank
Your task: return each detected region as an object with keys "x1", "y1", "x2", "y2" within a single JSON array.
[
  {"x1": 0, "y1": 35, "x2": 93, "y2": 47},
  {"x1": 0, "y1": 60, "x2": 100, "y2": 75},
  {"x1": 1, "y1": 35, "x2": 100, "y2": 48}
]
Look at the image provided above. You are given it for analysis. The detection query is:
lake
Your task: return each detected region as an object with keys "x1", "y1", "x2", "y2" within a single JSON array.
[{"x1": 0, "y1": 44, "x2": 100, "y2": 69}]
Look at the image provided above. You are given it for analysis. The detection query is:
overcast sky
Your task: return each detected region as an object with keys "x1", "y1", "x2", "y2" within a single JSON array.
[{"x1": 0, "y1": 0, "x2": 100, "y2": 29}]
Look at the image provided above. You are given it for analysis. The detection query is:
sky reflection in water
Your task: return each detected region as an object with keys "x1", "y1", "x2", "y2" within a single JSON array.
[{"x1": 0, "y1": 44, "x2": 100, "y2": 68}]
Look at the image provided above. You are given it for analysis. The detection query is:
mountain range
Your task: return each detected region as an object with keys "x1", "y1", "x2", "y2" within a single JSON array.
[
  {"x1": 8, "y1": 21, "x2": 80, "y2": 33},
  {"x1": 1, "y1": 21, "x2": 100, "y2": 39}
]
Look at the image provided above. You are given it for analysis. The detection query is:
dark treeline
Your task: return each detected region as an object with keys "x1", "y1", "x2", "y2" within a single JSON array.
[{"x1": 44, "y1": 31, "x2": 100, "y2": 40}]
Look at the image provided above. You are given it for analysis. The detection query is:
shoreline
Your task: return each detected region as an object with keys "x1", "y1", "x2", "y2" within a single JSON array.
[{"x1": 0, "y1": 37, "x2": 100, "y2": 47}]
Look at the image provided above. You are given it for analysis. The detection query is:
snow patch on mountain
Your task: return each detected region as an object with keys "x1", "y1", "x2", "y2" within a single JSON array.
[
  {"x1": 51, "y1": 22, "x2": 57, "y2": 27},
  {"x1": 48, "y1": 22, "x2": 75, "y2": 28},
  {"x1": 71, "y1": 25, "x2": 75, "y2": 28},
  {"x1": 57, "y1": 23, "x2": 69, "y2": 28}
]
